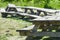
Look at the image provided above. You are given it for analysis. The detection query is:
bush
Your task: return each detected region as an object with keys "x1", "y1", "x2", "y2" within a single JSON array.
[{"x1": 0, "y1": 0, "x2": 60, "y2": 10}]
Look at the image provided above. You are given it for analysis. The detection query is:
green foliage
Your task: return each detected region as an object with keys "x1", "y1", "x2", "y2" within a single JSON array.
[
  {"x1": 0, "y1": 0, "x2": 60, "y2": 9},
  {"x1": 2, "y1": 0, "x2": 14, "y2": 2}
]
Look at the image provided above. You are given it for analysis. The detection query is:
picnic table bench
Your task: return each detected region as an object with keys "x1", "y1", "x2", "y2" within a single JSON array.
[{"x1": 16, "y1": 25, "x2": 35, "y2": 36}]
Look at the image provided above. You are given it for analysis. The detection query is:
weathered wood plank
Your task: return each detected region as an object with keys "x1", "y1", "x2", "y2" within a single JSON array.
[
  {"x1": 31, "y1": 32, "x2": 60, "y2": 37},
  {"x1": 31, "y1": 16, "x2": 60, "y2": 21},
  {"x1": 17, "y1": 13, "x2": 41, "y2": 18},
  {"x1": 16, "y1": 25, "x2": 35, "y2": 36},
  {"x1": 1, "y1": 11, "x2": 18, "y2": 14},
  {"x1": 18, "y1": 6, "x2": 57, "y2": 13}
]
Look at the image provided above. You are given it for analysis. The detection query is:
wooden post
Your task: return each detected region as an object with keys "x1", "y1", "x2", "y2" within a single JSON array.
[
  {"x1": 29, "y1": 9, "x2": 35, "y2": 14},
  {"x1": 37, "y1": 10, "x2": 41, "y2": 16},
  {"x1": 24, "y1": 8, "x2": 28, "y2": 13}
]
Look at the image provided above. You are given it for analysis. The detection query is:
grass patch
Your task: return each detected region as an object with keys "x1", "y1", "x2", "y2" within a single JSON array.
[
  {"x1": 0, "y1": 34, "x2": 7, "y2": 40},
  {"x1": 0, "y1": 13, "x2": 32, "y2": 36}
]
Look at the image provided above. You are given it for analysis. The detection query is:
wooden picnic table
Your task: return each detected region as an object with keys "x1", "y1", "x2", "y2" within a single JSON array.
[{"x1": 16, "y1": 16, "x2": 60, "y2": 37}]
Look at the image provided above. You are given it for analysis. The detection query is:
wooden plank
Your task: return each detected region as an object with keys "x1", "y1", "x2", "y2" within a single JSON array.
[
  {"x1": 30, "y1": 32, "x2": 60, "y2": 37},
  {"x1": 13, "y1": 6, "x2": 57, "y2": 13},
  {"x1": 17, "y1": 13, "x2": 29, "y2": 16},
  {"x1": 17, "y1": 13, "x2": 41, "y2": 18},
  {"x1": 20, "y1": 25, "x2": 35, "y2": 30},
  {"x1": 31, "y1": 19, "x2": 60, "y2": 21},
  {"x1": 30, "y1": 16, "x2": 60, "y2": 21},
  {"x1": 18, "y1": 6, "x2": 57, "y2": 13},
  {"x1": 1, "y1": 11, "x2": 41, "y2": 18},
  {"x1": 16, "y1": 25, "x2": 35, "y2": 36},
  {"x1": 1, "y1": 11, "x2": 18, "y2": 14},
  {"x1": 5, "y1": 4, "x2": 58, "y2": 13}
]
